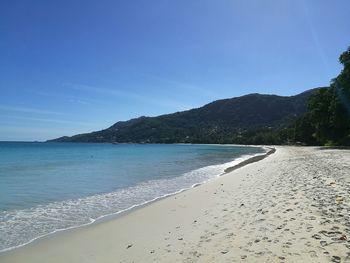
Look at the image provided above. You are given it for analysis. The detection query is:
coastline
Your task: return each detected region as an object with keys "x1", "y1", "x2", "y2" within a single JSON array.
[
  {"x1": 0, "y1": 144, "x2": 267, "y2": 254},
  {"x1": 224, "y1": 146, "x2": 275, "y2": 173},
  {"x1": 1, "y1": 146, "x2": 350, "y2": 262}
]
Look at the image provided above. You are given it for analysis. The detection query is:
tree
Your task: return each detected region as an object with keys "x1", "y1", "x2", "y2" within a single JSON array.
[{"x1": 295, "y1": 46, "x2": 350, "y2": 146}]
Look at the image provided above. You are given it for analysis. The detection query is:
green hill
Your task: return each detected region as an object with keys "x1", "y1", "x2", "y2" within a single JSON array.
[{"x1": 50, "y1": 89, "x2": 318, "y2": 144}]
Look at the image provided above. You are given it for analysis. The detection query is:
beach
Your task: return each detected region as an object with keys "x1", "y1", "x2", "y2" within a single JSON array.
[{"x1": 1, "y1": 146, "x2": 350, "y2": 262}]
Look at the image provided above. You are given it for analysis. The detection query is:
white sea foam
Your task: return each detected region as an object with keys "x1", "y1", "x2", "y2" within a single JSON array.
[{"x1": 0, "y1": 149, "x2": 267, "y2": 253}]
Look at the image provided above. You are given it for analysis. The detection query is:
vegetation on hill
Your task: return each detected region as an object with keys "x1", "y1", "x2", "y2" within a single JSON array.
[
  {"x1": 50, "y1": 90, "x2": 316, "y2": 144},
  {"x1": 295, "y1": 47, "x2": 350, "y2": 146},
  {"x1": 51, "y1": 47, "x2": 350, "y2": 146}
]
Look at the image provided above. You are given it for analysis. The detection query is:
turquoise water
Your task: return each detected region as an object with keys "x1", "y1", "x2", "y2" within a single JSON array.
[{"x1": 0, "y1": 142, "x2": 264, "y2": 252}]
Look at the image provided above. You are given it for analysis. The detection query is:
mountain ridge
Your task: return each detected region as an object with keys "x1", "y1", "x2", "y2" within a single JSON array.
[{"x1": 49, "y1": 89, "x2": 320, "y2": 144}]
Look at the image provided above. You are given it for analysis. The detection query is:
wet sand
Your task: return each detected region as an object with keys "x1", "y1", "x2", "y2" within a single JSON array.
[{"x1": 1, "y1": 146, "x2": 350, "y2": 262}]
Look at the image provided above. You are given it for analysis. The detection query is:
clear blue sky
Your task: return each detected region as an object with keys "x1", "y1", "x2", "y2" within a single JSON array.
[{"x1": 1, "y1": 0, "x2": 349, "y2": 141}]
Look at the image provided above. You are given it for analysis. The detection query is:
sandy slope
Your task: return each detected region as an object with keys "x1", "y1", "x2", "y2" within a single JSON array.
[{"x1": 1, "y1": 146, "x2": 350, "y2": 262}]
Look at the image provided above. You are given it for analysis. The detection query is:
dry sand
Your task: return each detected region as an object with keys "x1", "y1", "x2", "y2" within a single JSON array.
[{"x1": 1, "y1": 146, "x2": 350, "y2": 262}]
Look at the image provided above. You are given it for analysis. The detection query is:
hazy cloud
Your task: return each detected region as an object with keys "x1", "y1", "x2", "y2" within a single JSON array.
[
  {"x1": 64, "y1": 82, "x2": 191, "y2": 111},
  {"x1": 139, "y1": 72, "x2": 217, "y2": 98},
  {"x1": 4, "y1": 115, "x2": 95, "y2": 127},
  {"x1": 298, "y1": 0, "x2": 331, "y2": 78},
  {"x1": 0, "y1": 105, "x2": 64, "y2": 116},
  {"x1": 34, "y1": 90, "x2": 96, "y2": 105}
]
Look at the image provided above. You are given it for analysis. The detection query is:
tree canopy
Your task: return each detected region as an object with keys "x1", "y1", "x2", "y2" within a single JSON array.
[{"x1": 295, "y1": 47, "x2": 350, "y2": 146}]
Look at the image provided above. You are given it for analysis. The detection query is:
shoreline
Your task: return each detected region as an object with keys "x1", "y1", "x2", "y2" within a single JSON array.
[
  {"x1": 0, "y1": 145, "x2": 269, "y2": 254},
  {"x1": 2, "y1": 146, "x2": 349, "y2": 262},
  {"x1": 224, "y1": 146, "x2": 275, "y2": 173}
]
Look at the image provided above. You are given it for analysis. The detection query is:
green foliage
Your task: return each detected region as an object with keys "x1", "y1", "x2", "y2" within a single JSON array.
[
  {"x1": 295, "y1": 47, "x2": 350, "y2": 146},
  {"x1": 294, "y1": 113, "x2": 317, "y2": 145},
  {"x1": 308, "y1": 88, "x2": 333, "y2": 144},
  {"x1": 51, "y1": 91, "x2": 315, "y2": 145}
]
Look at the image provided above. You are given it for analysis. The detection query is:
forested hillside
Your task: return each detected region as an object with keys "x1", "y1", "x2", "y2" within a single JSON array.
[
  {"x1": 295, "y1": 47, "x2": 350, "y2": 146},
  {"x1": 50, "y1": 90, "x2": 316, "y2": 144},
  {"x1": 51, "y1": 46, "x2": 350, "y2": 146}
]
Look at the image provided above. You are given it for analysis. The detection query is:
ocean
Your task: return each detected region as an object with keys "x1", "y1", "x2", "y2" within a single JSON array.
[{"x1": 0, "y1": 142, "x2": 264, "y2": 252}]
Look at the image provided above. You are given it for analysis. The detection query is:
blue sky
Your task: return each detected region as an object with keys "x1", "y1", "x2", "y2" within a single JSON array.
[{"x1": 1, "y1": 0, "x2": 349, "y2": 141}]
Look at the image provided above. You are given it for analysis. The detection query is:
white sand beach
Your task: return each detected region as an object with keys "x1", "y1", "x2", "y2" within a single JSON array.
[{"x1": 1, "y1": 146, "x2": 350, "y2": 262}]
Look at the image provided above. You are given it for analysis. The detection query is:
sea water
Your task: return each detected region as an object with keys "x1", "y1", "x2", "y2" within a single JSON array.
[{"x1": 0, "y1": 142, "x2": 264, "y2": 252}]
